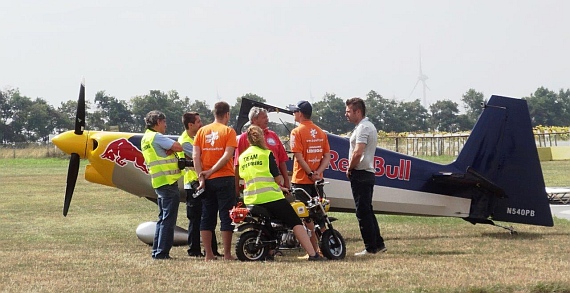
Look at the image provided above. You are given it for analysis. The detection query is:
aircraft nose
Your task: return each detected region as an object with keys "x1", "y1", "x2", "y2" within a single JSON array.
[{"x1": 52, "y1": 130, "x2": 88, "y2": 158}]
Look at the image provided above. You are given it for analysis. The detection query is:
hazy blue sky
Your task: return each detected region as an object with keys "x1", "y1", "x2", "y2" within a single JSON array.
[{"x1": 1, "y1": 0, "x2": 568, "y2": 110}]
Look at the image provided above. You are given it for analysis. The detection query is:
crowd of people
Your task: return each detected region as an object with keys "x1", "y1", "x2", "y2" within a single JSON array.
[{"x1": 140, "y1": 98, "x2": 386, "y2": 261}]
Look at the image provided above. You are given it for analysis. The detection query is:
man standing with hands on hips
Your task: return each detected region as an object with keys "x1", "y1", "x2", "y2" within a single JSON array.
[{"x1": 345, "y1": 97, "x2": 387, "y2": 256}]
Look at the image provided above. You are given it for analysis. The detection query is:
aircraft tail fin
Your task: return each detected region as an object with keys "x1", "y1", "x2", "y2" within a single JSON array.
[{"x1": 452, "y1": 95, "x2": 553, "y2": 226}]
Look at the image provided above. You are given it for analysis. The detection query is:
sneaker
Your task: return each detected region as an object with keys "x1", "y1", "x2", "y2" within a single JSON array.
[
  {"x1": 354, "y1": 249, "x2": 373, "y2": 256},
  {"x1": 355, "y1": 246, "x2": 387, "y2": 256},
  {"x1": 308, "y1": 254, "x2": 326, "y2": 261}
]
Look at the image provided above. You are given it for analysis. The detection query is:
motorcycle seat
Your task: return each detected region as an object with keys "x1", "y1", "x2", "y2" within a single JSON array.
[{"x1": 247, "y1": 205, "x2": 274, "y2": 219}]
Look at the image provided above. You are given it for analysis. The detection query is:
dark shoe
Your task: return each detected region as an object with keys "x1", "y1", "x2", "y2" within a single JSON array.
[
  {"x1": 264, "y1": 254, "x2": 275, "y2": 261},
  {"x1": 377, "y1": 246, "x2": 387, "y2": 253},
  {"x1": 188, "y1": 251, "x2": 205, "y2": 257},
  {"x1": 153, "y1": 255, "x2": 172, "y2": 260},
  {"x1": 212, "y1": 251, "x2": 224, "y2": 257},
  {"x1": 308, "y1": 254, "x2": 326, "y2": 261}
]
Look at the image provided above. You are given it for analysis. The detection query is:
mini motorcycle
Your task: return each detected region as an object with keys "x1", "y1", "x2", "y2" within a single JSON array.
[{"x1": 231, "y1": 180, "x2": 346, "y2": 261}]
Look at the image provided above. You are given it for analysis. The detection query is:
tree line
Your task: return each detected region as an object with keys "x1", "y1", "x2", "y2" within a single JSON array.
[{"x1": 1, "y1": 86, "x2": 569, "y2": 143}]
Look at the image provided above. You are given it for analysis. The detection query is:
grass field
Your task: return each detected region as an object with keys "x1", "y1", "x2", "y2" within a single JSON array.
[{"x1": 1, "y1": 158, "x2": 569, "y2": 293}]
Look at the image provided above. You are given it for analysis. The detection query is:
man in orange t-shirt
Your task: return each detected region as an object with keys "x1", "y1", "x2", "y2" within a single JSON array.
[
  {"x1": 193, "y1": 101, "x2": 238, "y2": 261},
  {"x1": 288, "y1": 100, "x2": 331, "y2": 254}
]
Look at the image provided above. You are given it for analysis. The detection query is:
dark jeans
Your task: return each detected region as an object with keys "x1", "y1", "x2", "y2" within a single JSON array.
[
  {"x1": 186, "y1": 190, "x2": 218, "y2": 254},
  {"x1": 349, "y1": 170, "x2": 385, "y2": 252},
  {"x1": 200, "y1": 176, "x2": 236, "y2": 232},
  {"x1": 152, "y1": 183, "x2": 180, "y2": 259}
]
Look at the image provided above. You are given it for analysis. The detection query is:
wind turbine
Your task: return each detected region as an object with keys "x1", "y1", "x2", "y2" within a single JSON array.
[{"x1": 408, "y1": 49, "x2": 430, "y2": 108}]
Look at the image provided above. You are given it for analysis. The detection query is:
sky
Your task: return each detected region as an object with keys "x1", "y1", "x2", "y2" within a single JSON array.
[{"x1": 1, "y1": 0, "x2": 569, "y2": 110}]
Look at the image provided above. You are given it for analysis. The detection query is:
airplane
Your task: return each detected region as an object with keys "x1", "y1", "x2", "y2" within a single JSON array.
[{"x1": 52, "y1": 82, "x2": 553, "y2": 246}]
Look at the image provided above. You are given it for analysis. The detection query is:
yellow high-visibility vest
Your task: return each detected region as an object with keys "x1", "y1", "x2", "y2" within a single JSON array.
[
  {"x1": 238, "y1": 146, "x2": 283, "y2": 205},
  {"x1": 178, "y1": 131, "x2": 198, "y2": 187},
  {"x1": 141, "y1": 129, "x2": 181, "y2": 188}
]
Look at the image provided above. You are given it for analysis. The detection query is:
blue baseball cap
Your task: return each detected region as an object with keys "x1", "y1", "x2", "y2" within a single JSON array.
[{"x1": 287, "y1": 100, "x2": 312, "y2": 116}]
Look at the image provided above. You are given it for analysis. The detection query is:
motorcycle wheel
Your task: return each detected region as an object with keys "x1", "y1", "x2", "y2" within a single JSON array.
[
  {"x1": 319, "y1": 228, "x2": 346, "y2": 260},
  {"x1": 235, "y1": 230, "x2": 270, "y2": 261}
]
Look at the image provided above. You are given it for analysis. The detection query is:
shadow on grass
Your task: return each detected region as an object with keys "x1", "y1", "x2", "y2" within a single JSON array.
[{"x1": 480, "y1": 231, "x2": 570, "y2": 240}]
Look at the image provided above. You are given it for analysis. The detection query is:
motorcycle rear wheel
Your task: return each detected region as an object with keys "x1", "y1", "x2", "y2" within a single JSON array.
[
  {"x1": 235, "y1": 230, "x2": 270, "y2": 261},
  {"x1": 319, "y1": 228, "x2": 346, "y2": 260}
]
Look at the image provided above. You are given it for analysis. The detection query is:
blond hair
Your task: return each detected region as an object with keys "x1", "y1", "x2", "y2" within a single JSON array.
[{"x1": 246, "y1": 125, "x2": 266, "y2": 149}]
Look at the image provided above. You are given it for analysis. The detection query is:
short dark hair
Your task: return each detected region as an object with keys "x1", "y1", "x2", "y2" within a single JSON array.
[
  {"x1": 182, "y1": 112, "x2": 200, "y2": 130},
  {"x1": 345, "y1": 97, "x2": 366, "y2": 117},
  {"x1": 145, "y1": 110, "x2": 166, "y2": 128},
  {"x1": 213, "y1": 101, "x2": 230, "y2": 118}
]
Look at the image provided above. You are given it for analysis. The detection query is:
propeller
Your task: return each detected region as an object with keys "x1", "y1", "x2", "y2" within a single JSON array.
[{"x1": 63, "y1": 80, "x2": 86, "y2": 216}]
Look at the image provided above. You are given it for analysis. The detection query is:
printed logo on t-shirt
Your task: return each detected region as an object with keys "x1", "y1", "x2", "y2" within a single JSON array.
[
  {"x1": 206, "y1": 131, "x2": 219, "y2": 146},
  {"x1": 310, "y1": 128, "x2": 317, "y2": 138},
  {"x1": 267, "y1": 137, "x2": 277, "y2": 146}
]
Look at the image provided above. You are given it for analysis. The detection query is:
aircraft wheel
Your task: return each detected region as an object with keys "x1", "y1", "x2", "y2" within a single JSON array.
[
  {"x1": 319, "y1": 229, "x2": 346, "y2": 260},
  {"x1": 235, "y1": 231, "x2": 269, "y2": 261}
]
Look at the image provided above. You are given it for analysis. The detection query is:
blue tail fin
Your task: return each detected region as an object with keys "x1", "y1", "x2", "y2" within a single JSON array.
[{"x1": 453, "y1": 95, "x2": 553, "y2": 226}]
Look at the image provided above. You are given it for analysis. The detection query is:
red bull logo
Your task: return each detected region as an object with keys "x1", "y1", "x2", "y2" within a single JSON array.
[
  {"x1": 329, "y1": 150, "x2": 411, "y2": 181},
  {"x1": 100, "y1": 138, "x2": 149, "y2": 174}
]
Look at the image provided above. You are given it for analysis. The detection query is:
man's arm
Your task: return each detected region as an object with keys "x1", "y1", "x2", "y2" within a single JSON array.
[
  {"x1": 192, "y1": 145, "x2": 204, "y2": 188},
  {"x1": 181, "y1": 141, "x2": 193, "y2": 159},
  {"x1": 293, "y1": 152, "x2": 312, "y2": 176},
  {"x1": 315, "y1": 152, "x2": 331, "y2": 180},
  {"x1": 346, "y1": 143, "x2": 365, "y2": 178},
  {"x1": 200, "y1": 146, "x2": 235, "y2": 179},
  {"x1": 278, "y1": 161, "x2": 291, "y2": 189}
]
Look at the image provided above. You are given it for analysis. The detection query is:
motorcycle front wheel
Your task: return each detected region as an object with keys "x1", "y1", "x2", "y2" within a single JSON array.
[
  {"x1": 235, "y1": 230, "x2": 270, "y2": 261},
  {"x1": 319, "y1": 228, "x2": 346, "y2": 260}
]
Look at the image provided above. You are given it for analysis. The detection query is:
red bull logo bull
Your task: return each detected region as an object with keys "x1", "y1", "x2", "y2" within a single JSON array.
[
  {"x1": 100, "y1": 138, "x2": 149, "y2": 174},
  {"x1": 329, "y1": 150, "x2": 411, "y2": 181}
]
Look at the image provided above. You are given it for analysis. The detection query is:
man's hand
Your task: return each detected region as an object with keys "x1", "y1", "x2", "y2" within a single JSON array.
[{"x1": 200, "y1": 169, "x2": 214, "y2": 180}]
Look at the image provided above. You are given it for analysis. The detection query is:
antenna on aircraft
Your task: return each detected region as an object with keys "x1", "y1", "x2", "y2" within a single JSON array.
[{"x1": 408, "y1": 47, "x2": 430, "y2": 108}]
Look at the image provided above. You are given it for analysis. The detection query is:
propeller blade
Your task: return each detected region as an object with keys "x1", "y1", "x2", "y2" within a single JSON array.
[
  {"x1": 74, "y1": 81, "x2": 85, "y2": 135},
  {"x1": 63, "y1": 153, "x2": 80, "y2": 216}
]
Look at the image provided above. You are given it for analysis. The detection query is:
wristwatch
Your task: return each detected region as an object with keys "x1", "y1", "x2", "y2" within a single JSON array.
[{"x1": 308, "y1": 171, "x2": 314, "y2": 177}]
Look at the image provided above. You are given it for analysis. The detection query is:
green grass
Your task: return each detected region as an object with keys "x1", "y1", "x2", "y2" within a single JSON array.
[{"x1": 1, "y1": 158, "x2": 569, "y2": 293}]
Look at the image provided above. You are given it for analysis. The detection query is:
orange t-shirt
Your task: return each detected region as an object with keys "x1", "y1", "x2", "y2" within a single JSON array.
[
  {"x1": 194, "y1": 122, "x2": 238, "y2": 179},
  {"x1": 289, "y1": 120, "x2": 330, "y2": 184}
]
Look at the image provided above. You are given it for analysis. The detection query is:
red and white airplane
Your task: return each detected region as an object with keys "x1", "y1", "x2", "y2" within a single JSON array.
[{"x1": 53, "y1": 82, "x2": 553, "y2": 245}]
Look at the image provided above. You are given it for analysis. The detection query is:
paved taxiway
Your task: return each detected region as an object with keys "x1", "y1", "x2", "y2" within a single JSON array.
[{"x1": 551, "y1": 204, "x2": 570, "y2": 221}]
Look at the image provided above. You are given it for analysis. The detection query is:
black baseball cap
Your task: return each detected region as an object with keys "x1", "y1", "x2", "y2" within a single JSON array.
[{"x1": 287, "y1": 100, "x2": 312, "y2": 116}]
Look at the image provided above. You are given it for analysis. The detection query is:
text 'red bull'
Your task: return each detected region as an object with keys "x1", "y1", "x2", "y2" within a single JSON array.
[
  {"x1": 100, "y1": 138, "x2": 149, "y2": 174},
  {"x1": 329, "y1": 150, "x2": 411, "y2": 181}
]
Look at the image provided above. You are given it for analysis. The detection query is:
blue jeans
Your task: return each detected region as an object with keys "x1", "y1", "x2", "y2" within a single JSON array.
[
  {"x1": 186, "y1": 190, "x2": 218, "y2": 254},
  {"x1": 152, "y1": 183, "x2": 180, "y2": 259},
  {"x1": 349, "y1": 170, "x2": 385, "y2": 252},
  {"x1": 200, "y1": 176, "x2": 236, "y2": 232}
]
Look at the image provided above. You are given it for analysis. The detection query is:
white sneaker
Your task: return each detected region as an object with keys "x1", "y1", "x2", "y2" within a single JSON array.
[
  {"x1": 354, "y1": 249, "x2": 373, "y2": 256},
  {"x1": 354, "y1": 247, "x2": 387, "y2": 256}
]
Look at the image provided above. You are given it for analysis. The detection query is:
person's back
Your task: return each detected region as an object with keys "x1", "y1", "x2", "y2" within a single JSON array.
[
  {"x1": 290, "y1": 119, "x2": 330, "y2": 184},
  {"x1": 192, "y1": 101, "x2": 237, "y2": 261},
  {"x1": 194, "y1": 122, "x2": 236, "y2": 179}
]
